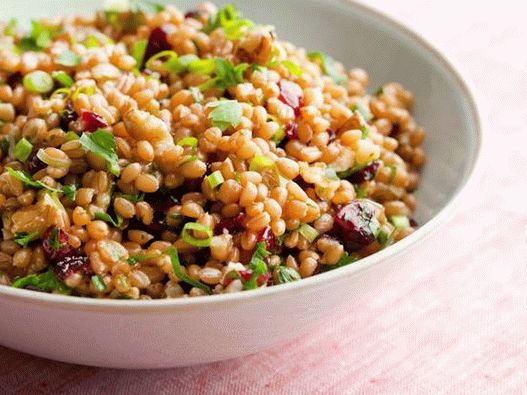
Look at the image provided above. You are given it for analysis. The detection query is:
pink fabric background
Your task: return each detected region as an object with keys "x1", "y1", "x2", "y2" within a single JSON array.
[{"x1": 2, "y1": 1, "x2": 526, "y2": 393}]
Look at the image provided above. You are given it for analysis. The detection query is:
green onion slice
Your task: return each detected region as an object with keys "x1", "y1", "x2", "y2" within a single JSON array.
[
  {"x1": 177, "y1": 137, "x2": 198, "y2": 148},
  {"x1": 51, "y1": 70, "x2": 74, "y2": 87},
  {"x1": 166, "y1": 247, "x2": 211, "y2": 293},
  {"x1": 206, "y1": 170, "x2": 224, "y2": 189},
  {"x1": 145, "y1": 50, "x2": 178, "y2": 71},
  {"x1": 23, "y1": 70, "x2": 53, "y2": 94},
  {"x1": 389, "y1": 215, "x2": 410, "y2": 229},
  {"x1": 249, "y1": 155, "x2": 274, "y2": 172},
  {"x1": 91, "y1": 275, "x2": 106, "y2": 292},
  {"x1": 181, "y1": 222, "x2": 213, "y2": 247},
  {"x1": 298, "y1": 223, "x2": 319, "y2": 243},
  {"x1": 14, "y1": 138, "x2": 33, "y2": 162}
]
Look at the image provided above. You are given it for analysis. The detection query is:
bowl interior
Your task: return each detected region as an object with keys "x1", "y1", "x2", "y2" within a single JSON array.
[{"x1": 0, "y1": 0, "x2": 480, "y2": 225}]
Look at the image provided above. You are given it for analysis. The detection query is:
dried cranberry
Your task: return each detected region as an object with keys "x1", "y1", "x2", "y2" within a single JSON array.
[
  {"x1": 60, "y1": 103, "x2": 78, "y2": 131},
  {"x1": 145, "y1": 191, "x2": 178, "y2": 213},
  {"x1": 334, "y1": 201, "x2": 377, "y2": 251},
  {"x1": 256, "y1": 272, "x2": 272, "y2": 287},
  {"x1": 257, "y1": 226, "x2": 277, "y2": 252},
  {"x1": 6, "y1": 72, "x2": 22, "y2": 88},
  {"x1": 348, "y1": 161, "x2": 380, "y2": 184},
  {"x1": 144, "y1": 26, "x2": 173, "y2": 63},
  {"x1": 389, "y1": 122, "x2": 400, "y2": 137},
  {"x1": 26, "y1": 150, "x2": 46, "y2": 173},
  {"x1": 80, "y1": 110, "x2": 108, "y2": 132},
  {"x1": 184, "y1": 10, "x2": 199, "y2": 19},
  {"x1": 278, "y1": 80, "x2": 304, "y2": 117},
  {"x1": 284, "y1": 122, "x2": 298, "y2": 140},
  {"x1": 215, "y1": 212, "x2": 246, "y2": 235},
  {"x1": 410, "y1": 218, "x2": 418, "y2": 227},
  {"x1": 42, "y1": 227, "x2": 74, "y2": 262},
  {"x1": 53, "y1": 254, "x2": 90, "y2": 280},
  {"x1": 238, "y1": 270, "x2": 253, "y2": 282},
  {"x1": 327, "y1": 128, "x2": 336, "y2": 142}
]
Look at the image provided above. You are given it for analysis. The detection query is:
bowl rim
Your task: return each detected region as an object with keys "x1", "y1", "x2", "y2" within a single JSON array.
[{"x1": 0, "y1": 0, "x2": 484, "y2": 311}]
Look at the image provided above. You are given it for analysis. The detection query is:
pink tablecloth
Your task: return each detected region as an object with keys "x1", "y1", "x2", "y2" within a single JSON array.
[{"x1": 2, "y1": 1, "x2": 526, "y2": 394}]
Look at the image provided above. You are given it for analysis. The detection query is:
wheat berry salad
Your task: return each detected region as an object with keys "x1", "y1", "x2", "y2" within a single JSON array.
[{"x1": 0, "y1": 2, "x2": 426, "y2": 299}]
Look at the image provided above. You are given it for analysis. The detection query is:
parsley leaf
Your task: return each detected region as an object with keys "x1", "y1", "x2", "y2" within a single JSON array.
[
  {"x1": 19, "y1": 21, "x2": 61, "y2": 51},
  {"x1": 119, "y1": 192, "x2": 145, "y2": 203},
  {"x1": 12, "y1": 268, "x2": 71, "y2": 294},
  {"x1": 48, "y1": 228, "x2": 61, "y2": 250},
  {"x1": 62, "y1": 183, "x2": 77, "y2": 202},
  {"x1": 79, "y1": 130, "x2": 120, "y2": 176},
  {"x1": 307, "y1": 51, "x2": 347, "y2": 85},
  {"x1": 208, "y1": 100, "x2": 242, "y2": 131},
  {"x1": 5, "y1": 167, "x2": 61, "y2": 193},
  {"x1": 203, "y1": 4, "x2": 254, "y2": 40},
  {"x1": 55, "y1": 50, "x2": 81, "y2": 67},
  {"x1": 320, "y1": 251, "x2": 358, "y2": 272},
  {"x1": 199, "y1": 59, "x2": 248, "y2": 91},
  {"x1": 275, "y1": 266, "x2": 301, "y2": 284},
  {"x1": 14, "y1": 231, "x2": 40, "y2": 248},
  {"x1": 94, "y1": 211, "x2": 124, "y2": 228},
  {"x1": 244, "y1": 242, "x2": 270, "y2": 290}
]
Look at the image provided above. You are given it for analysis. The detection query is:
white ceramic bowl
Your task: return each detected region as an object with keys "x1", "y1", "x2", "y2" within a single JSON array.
[{"x1": 0, "y1": 0, "x2": 482, "y2": 368}]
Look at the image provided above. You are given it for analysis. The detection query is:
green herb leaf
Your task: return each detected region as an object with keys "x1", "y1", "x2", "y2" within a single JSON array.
[
  {"x1": 48, "y1": 228, "x2": 61, "y2": 250},
  {"x1": 307, "y1": 51, "x2": 346, "y2": 85},
  {"x1": 131, "y1": 39, "x2": 148, "y2": 69},
  {"x1": 14, "y1": 138, "x2": 33, "y2": 161},
  {"x1": 166, "y1": 247, "x2": 211, "y2": 294},
  {"x1": 119, "y1": 192, "x2": 145, "y2": 204},
  {"x1": 12, "y1": 268, "x2": 71, "y2": 294},
  {"x1": 208, "y1": 100, "x2": 242, "y2": 131},
  {"x1": 19, "y1": 21, "x2": 61, "y2": 51},
  {"x1": 203, "y1": 4, "x2": 254, "y2": 40},
  {"x1": 56, "y1": 50, "x2": 81, "y2": 67},
  {"x1": 79, "y1": 130, "x2": 120, "y2": 176},
  {"x1": 199, "y1": 59, "x2": 248, "y2": 91},
  {"x1": 94, "y1": 211, "x2": 123, "y2": 228},
  {"x1": 275, "y1": 266, "x2": 301, "y2": 284},
  {"x1": 5, "y1": 18, "x2": 17, "y2": 36},
  {"x1": 244, "y1": 241, "x2": 270, "y2": 290},
  {"x1": 91, "y1": 275, "x2": 107, "y2": 292},
  {"x1": 181, "y1": 222, "x2": 213, "y2": 247},
  {"x1": 14, "y1": 231, "x2": 40, "y2": 248},
  {"x1": 5, "y1": 167, "x2": 61, "y2": 192},
  {"x1": 62, "y1": 183, "x2": 77, "y2": 202}
]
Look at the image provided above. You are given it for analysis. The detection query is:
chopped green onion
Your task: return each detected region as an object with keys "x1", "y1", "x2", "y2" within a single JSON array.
[
  {"x1": 84, "y1": 35, "x2": 100, "y2": 48},
  {"x1": 275, "y1": 266, "x2": 301, "y2": 284},
  {"x1": 177, "y1": 137, "x2": 198, "y2": 148},
  {"x1": 166, "y1": 247, "x2": 211, "y2": 293},
  {"x1": 14, "y1": 138, "x2": 33, "y2": 162},
  {"x1": 23, "y1": 71, "x2": 54, "y2": 94},
  {"x1": 181, "y1": 222, "x2": 213, "y2": 247},
  {"x1": 131, "y1": 39, "x2": 148, "y2": 69},
  {"x1": 206, "y1": 170, "x2": 224, "y2": 189},
  {"x1": 164, "y1": 54, "x2": 199, "y2": 74},
  {"x1": 51, "y1": 87, "x2": 71, "y2": 98},
  {"x1": 64, "y1": 131, "x2": 80, "y2": 142},
  {"x1": 389, "y1": 215, "x2": 410, "y2": 229},
  {"x1": 268, "y1": 59, "x2": 303, "y2": 76},
  {"x1": 71, "y1": 86, "x2": 95, "y2": 101},
  {"x1": 91, "y1": 275, "x2": 107, "y2": 292},
  {"x1": 56, "y1": 50, "x2": 81, "y2": 67},
  {"x1": 244, "y1": 242, "x2": 270, "y2": 290},
  {"x1": 36, "y1": 148, "x2": 70, "y2": 168},
  {"x1": 351, "y1": 102, "x2": 373, "y2": 122},
  {"x1": 249, "y1": 155, "x2": 274, "y2": 172},
  {"x1": 297, "y1": 223, "x2": 319, "y2": 243},
  {"x1": 51, "y1": 71, "x2": 74, "y2": 88},
  {"x1": 188, "y1": 58, "x2": 216, "y2": 75},
  {"x1": 14, "y1": 231, "x2": 40, "y2": 248},
  {"x1": 145, "y1": 50, "x2": 178, "y2": 71}
]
